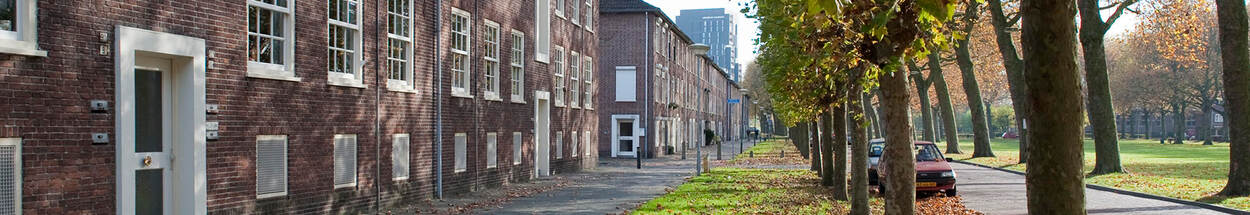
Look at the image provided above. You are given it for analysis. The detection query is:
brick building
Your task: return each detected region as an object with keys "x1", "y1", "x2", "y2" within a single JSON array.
[
  {"x1": 597, "y1": 0, "x2": 743, "y2": 159},
  {"x1": 0, "y1": 0, "x2": 596, "y2": 214}
]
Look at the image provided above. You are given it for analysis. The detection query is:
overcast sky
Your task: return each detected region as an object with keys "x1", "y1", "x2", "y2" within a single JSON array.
[{"x1": 642, "y1": 0, "x2": 1140, "y2": 68}]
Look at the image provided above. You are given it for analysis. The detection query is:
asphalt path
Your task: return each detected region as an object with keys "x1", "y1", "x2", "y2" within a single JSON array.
[{"x1": 952, "y1": 162, "x2": 1236, "y2": 215}]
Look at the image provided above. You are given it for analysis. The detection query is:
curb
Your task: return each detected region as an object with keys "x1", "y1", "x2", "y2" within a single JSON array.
[{"x1": 951, "y1": 160, "x2": 1249, "y2": 215}]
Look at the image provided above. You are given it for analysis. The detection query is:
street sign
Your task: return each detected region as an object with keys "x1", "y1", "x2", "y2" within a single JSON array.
[{"x1": 728, "y1": 99, "x2": 740, "y2": 103}]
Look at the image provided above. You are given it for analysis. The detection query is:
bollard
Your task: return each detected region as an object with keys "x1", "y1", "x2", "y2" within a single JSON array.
[
  {"x1": 781, "y1": 150, "x2": 785, "y2": 158},
  {"x1": 750, "y1": 151, "x2": 754, "y2": 158}
]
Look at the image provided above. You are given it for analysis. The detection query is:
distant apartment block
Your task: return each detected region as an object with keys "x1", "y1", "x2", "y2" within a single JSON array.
[{"x1": 675, "y1": 8, "x2": 739, "y2": 82}]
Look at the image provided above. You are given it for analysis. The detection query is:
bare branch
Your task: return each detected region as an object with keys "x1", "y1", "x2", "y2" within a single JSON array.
[{"x1": 1103, "y1": 0, "x2": 1139, "y2": 32}]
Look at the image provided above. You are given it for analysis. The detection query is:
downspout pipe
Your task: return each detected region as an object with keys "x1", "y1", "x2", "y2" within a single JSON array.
[
  {"x1": 639, "y1": 12, "x2": 652, "y2": 169},
  {"x1": 434, "y1": 0, "x2": 445, "y2": 199},
  {"x1": 374, "y1": 0, "x2": 384, "y2": 211}
]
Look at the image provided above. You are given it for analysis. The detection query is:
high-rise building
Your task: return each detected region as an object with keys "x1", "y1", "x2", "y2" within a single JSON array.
[{"x1": 676, "y1": 8, "x2": 739, "y2": 82}]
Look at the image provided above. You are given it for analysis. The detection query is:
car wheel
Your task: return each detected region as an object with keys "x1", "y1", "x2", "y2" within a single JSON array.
[
  {"x1": 946, "y1": 186, "x2": 957, "y2": 197},
  {"x1": 877, "y1": 183, "x2": 886, "y2": 194}
]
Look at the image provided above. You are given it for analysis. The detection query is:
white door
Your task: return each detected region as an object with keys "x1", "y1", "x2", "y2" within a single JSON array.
[
  {"x1": 615, "y1": 119, "x2": 637, "y2": 157},
  {"x1": 535, "y1": 95, "x2": 551, "y2": 177},
  {"x1": 131, "y1": 56, "x2": 174, "y2": 215}
]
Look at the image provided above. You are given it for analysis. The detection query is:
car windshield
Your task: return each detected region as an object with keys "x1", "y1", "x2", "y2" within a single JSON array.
[
  {"x1": 914, "y1": 144, "x2": 943, "y2": 162},
  {"x1": 869, "y1": 142, "x2": 884, "y2": 157}
]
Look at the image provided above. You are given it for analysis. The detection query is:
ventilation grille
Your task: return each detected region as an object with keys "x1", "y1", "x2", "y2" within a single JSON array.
[
  {"x1": 256, "y1": 137, "x2": 287, "y2": 197},
  {"x1": 0, "y1": 141, "x2": 17, "y2": 215},
  {"x1": 392, "y1": 135, "x2": 410, "y2": 179},
  {"x1": 333, "y1": 135, "x2": 357, "y2": 187}
]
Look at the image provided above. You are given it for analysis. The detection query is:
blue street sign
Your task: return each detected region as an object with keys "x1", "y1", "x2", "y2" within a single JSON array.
[{"x1": 728, "y1": 99, "x2": 740, "y2": 103}]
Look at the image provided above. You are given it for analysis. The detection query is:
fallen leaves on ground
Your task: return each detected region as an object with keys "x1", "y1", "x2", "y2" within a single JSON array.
[{"x1": 916, "y1": 195, "x2": 982, "y2": 215}]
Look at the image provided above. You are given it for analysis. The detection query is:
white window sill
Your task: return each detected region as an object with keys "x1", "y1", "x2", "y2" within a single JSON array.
[
  {"x1": 387, "y1": 82, "x2": 419, "y2": 94},
  {"x1": 247, "y1": 63, "x2": 301, "y2": 82},
  {"x1": 555, "y1": 102, "x2": 565, "y2": 107},
  {"x1": 616, "y1": 100, "x2": 637, "y2": 103},
  {"x1": 485, "y1": 93, "x2": 503, "y2": 102},
  {"x1": 393, "y1": 176, "x2": 409, "y2": 182},
  {"x1": 257, "y1": 192, "x2": 287, "y2": 199},
  {"x1": 487, "y1": 165, "x2": 497, "y2": 169},
  {"x1": 454, "y1": 169, "x2": 467, "y2": 173},
  {"x1": 328, "y1": 76, "x2": 367, "y2": 89},
  {"x1": 334, "y1": 183, "x2": 356, "y2": 189},
  {"x1": 452, "y1": 90, "x2": 474, "y2": 98},
  {"x1": 513, "y1": 162, "x2": 521, "y2": 165},
  {"x1": 511, "y1": 95, "x2": 527, "y2": 104},
  {"x1": 0, "y1": 41, "x2": 46, "y2": 57}
]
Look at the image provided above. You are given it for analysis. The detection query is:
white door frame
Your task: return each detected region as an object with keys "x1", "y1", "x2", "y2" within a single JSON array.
[
  {"x1": 114, "y1": 26, "x2": 207, "y2": 215},
  {"x1": 534, "y1": 91, "x2": 551, "y2": 177},
  {"x1": 610, "y1": 115, "x2": 640, "y2": 157}
]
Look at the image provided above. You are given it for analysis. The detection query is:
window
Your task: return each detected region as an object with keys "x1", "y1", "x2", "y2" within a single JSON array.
[
  {"x1": 487, "y1": 133, "x2": 498, "y2": 168},
  {"x1": 454, "y1": 133, "x2": 467, "y2": 172},
  {"x1": 247, "y1": 0, "x2": 297, "y2": 80},
  {"x1": 554, "y1": 0, "x2": 565, "y2": 17},
  {"x1": 535, "y1": 0, "x2": 551, "y2": 62},
  {"x1": 583, "y1": 56, "x2": 593, "y2": 108},
  {"x1": 615, "y1": 66, "x2": 637, "y2": 102},
  {"x1": 571, "y1": 131, "x2": 578, "y2": 157},
  {"x1": 392, "y1": 134, "x2": 410, "y2": 180},
  {"x1": 327, "y1": 0, "x2": 364, "y2": 87},
  {"x1": 0, "y1": 0, "x2": 40, "y2": 56},
  {"x1": 510, "y1": 31, "x2": 527, "y2": 103},
  {"x1": 584, "y1": 131, "x2": 592, "y2": 156},
  {"x1": 484, "y1": 20, "x2": 502, "y2": 100},
  {"x1": 569, "y1": 0, "x2": 580, "y2": 26},
  {"x1": 553, "y1": 46, "x2": 566, "y2": 107},
  {"x1": 570, "y1": 51, "x2": 581, "y2": 108},
  {"x1": 257, "y1": 135, "x2": 288, "y2": 198},
  {"x1": 0, "y1": 138, "x2": 18, "y2": 214},
  {"x1": 387, "y1": 0, "x2": 415, "y2": 91},
  {"x1": 450, "y1": 8, "x2": 473, "y2": 97},
  {"x1": 512, "y1": 132, "x2": 523, "y2": 165},
  {"x1": 583, "y1": 0, "x2": 593, "y2": 31},
  {"x1": 333, "y1": 134, "x2": 358, "y2": 188},
  {"x1": 556, "y1": 131, "x2": 564, "y2": 159}
]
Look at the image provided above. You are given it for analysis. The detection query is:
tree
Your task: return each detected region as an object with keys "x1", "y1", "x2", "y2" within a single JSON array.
[
  {"x1": 1215, "y1": 0, "x2": 1250, "y2": 197},
  {"x1": 954, "y1": 0, "x2": 996, "y2": 158},
  {"x1": 1078, "y1": 0, "x2": 1137, "y2": 175},
  {"x1": 820, "y1": 106, "x2": 849, "y2": 200},
  {"x1": 928, "y1": 52, "x2": 963, "y2": 154},
  {"x1": 848, "y1": 84, "x2": 871, "y2": 215},
  {"x1": 986, "y1": 0, "x2": 1033, "y2": 163},
  {"x1": 1021, "y1": 0, "x2": 1086, "y2": 212},
  {"x1": 910, "y1": 63, "x2": 938, "y2": 142}
]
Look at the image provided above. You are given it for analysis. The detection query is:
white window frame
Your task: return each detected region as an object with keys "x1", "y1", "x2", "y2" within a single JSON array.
[
  {"x1": 571, "y1": 131, "x2": 579, "y2": 157},
  {"x1": 512, "y1": 132, "x2": 523, "y2": 165},
  {"x1": 392, "y1": 134, "x2": 410, "y2": 180},
  {"x1": 386, "y1": 0, "x2": 417, "y2": 93},
  {"x1": 326, "y1": 0, "x2": 365, "y2": 88},
  {"x1": 584, "y1": 130, "x2": 591, "y2": 156},
  {"x1": 615, "y1": 66, "x2": 637, "y2": 102},
  {"x1": 333, "y1": 134, "x2": 358, "y2": 189},
  {"x1": 450, "y1": 8, "x2": 474, "y2": 98},
  {"x1": 454, "y1": 133, "x2": 468, "y2": 173},
  {"x1": 583, "y1": 0, "x2": 593, "y2": 32},
  {"x1": 569, "y1": 0, "x2": 580, "y2": 26},
  {"x1": 0, "y1": 0, "x2": 42, "y2": 56},
  {"x1": 510, "y1": 30, "x2": 527, "y2": 103},
  {"x1": 555, "y1": 131, "x2": 564, "y2": 159},
  {"x1": 534, "y1": 0, "x2": 551, "y2": 63},
  {"x1": 554, "y1": 0, "x2": 565, "y2": 18},
  {"x1": 487, "y1": 132, "x2": 499, "y2": 168},
  {"x1": 246, "y1": 0, "x2": 299, "y2": 82},
  {"x1": 583, "y1": 56, "x2": 593, "y2": 109},
  {"x1": 483, "y1": 20, "x2": 503, "y2": 101},
  {"x1": 553, "y1": 46, "x2": 566, "y2": 107},
  {"x1": 256, "y1": 135, "x2": 288, "y2": 199},
  {"x1": 569, "y1": 51, "x2": 581, "y2": 108},
  {"x1": 0, "y1": 138, "x2": 21, "y2": 215}
]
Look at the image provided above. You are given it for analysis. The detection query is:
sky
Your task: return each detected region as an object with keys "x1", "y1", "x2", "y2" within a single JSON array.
[
  {"x1": 641, "y1": 0, "x2": 1141, "y2": 69},
  {"x1": 644, "y1": 0, "x2": 760, "y2": 67}
]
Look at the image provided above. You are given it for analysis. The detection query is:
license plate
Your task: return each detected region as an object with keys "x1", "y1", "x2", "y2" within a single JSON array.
[{"x1": 917, "y1": 182, "x2": 937, "y2": 187}]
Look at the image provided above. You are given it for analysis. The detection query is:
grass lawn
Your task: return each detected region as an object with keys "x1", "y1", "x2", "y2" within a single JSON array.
[
  {"x1": 632, "y1": 168, "x2": 881, "y2": 214},
  {"x1": 936, "y1": 138, "x2": 1250, "y2": 211}
]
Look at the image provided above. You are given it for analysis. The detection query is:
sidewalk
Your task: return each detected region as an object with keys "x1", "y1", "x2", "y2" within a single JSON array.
[{"x1": 396, "y1": 140, "x2": 759, "y2": 214}]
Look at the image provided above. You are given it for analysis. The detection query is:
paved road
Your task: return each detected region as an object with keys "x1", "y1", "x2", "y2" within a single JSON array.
[
  {"x1": 472, "y1": 140, "x2": 757, "y2": 215},
  {"x1": 953, "y1": 162, "x2": 1234, "y2": 215}
]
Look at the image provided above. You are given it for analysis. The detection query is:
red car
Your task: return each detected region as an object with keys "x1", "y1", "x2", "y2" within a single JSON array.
[{"x1": 875, "y1": 141, "x2": 958, "y2": 196}]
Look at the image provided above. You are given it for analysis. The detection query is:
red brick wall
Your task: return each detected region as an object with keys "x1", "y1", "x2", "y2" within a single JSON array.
[{"x1": 0, "y1": 0, "x2": 596, "y2": 214}]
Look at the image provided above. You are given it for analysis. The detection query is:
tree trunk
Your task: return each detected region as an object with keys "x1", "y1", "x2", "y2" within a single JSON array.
[
  {"x1": 1080, "y1": 0, "x2": 1125, "y2": 175},
  {"x1": 930, "y1": 52, "x2": 962, "y2": 154},
  {"x1": 986, "y1": 101, "x2": 995, "y2": 135},
  {"x1": 830, "y1": 104, "x2": 849, "y2": 200},
  {"x1": 1129, "y1": 112, "x2": 1138, "y2": 139},
  {"x1": 791, "y1": 124, "x2": 811, "y2": 159},
  {"x1": 1174, "y1": 103, "x2": 1186, "y2": 144},
  {"x1": 1202, "y1": 100, "x2": 1215, "y2": 145},
  {"x1": 1021, "y1": 0, "x2": 1087, "y2": 212},
  {"x1": 1145, "y1": 111, "x2": 1153, "y2": 139},
  {"x1": 820, "y1": 111, "x2": 836, "y2": 189},
  {"x1": 849, "y1": 85, "x2": 871, "y2": 214},
  {"x1": 811, "y1": 121, "x2": 822, "y2": 172},
  {"x1": 880, "y1": 65, "x2": 916, "y2": 215},
  {"x1": 988, "y1": 0, "x2": 1031, "y2": 164},
  {"x1": 865, "y1": 97, "x2": 882, "y2": 138},
  {"x1": 916, "y1": 76, "x2": 936, "y2": 142},
  {"x1": 955, "y1": 6, "x2": 995, "y2": 157},
  {"x1": 1216, "y1": 0, "x2": 1250, "y2": 196}
]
